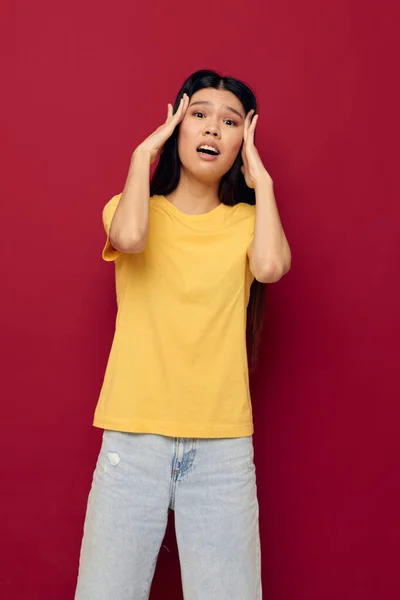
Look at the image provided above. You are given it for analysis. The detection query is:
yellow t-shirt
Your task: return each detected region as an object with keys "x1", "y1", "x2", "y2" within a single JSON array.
[{"x1": 93, "y1": 193, "x2": 256, "y2": 438}]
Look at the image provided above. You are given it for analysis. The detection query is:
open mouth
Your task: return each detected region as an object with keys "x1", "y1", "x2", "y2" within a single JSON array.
[{"x1": 196, "y1": 144, "x2": 220, "y2": 156}]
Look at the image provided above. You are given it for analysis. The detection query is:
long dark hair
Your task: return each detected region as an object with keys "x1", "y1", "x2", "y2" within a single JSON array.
[{"x1": 150, "y1": 69, "x2": 265, "y2": 369}]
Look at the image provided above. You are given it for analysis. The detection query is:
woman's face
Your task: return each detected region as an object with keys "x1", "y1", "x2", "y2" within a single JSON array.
[{"x1": 177, "y1": 87, "x2": 246, "y2": 182}]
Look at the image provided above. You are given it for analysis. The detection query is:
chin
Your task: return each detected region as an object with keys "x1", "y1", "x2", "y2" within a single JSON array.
[
  {"x1": 181, "y1": 158, "x2": 235, "y2": 184},
  {"x1": 180, "y1": 162, "x2": 223, "y2": 184}
]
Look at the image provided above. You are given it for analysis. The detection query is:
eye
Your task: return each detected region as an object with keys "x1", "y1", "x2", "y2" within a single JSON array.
[
  {"x1": 193, "y1": 111, "x2": 205, "y2": 118},
  {"x1": 224, "y1": 118, "x2": 237, "y2": 126}
]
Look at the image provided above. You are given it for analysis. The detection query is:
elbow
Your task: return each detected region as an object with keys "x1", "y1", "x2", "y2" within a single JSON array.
[
  {"x1": 251, "y1": 242, "x2": 292, "y2": 283},
  {"x1": 252, "y1": 259, "x2": 291, "y2": 283},
  {"x1": 110, "y1": 229, "x2": 147, "y2": 254}
]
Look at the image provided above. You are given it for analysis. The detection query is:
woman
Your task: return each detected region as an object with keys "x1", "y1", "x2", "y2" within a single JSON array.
[{"x1": 75, "y1": 69, "x2": 291, "y2": 599}]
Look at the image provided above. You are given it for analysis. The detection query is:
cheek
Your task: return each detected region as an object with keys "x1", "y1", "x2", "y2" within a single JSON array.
[
  {"x1": 177, "y1": 122, "x2": 194, "y2": 158},
  {"x1": 224, "y1": 132, "x2": 243, "y2": 164},
  {"x1": 231, "y1": 130, "x2": 244, "y2": 153}
]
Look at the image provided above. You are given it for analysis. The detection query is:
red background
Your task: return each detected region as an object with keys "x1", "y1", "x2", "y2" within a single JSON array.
[{"x1": 2, "y1": 1, "x2": 399, "y2": 598}]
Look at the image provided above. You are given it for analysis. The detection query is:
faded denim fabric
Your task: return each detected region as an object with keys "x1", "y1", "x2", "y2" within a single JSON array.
[{"x1": 75, "y1": 430, "x2": 262, "y2": 599}]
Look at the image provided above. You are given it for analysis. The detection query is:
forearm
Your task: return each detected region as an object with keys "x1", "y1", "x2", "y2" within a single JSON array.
[
  {"x1": 251, "y1": 174, "x2": 291, "y2": 282},
  {"x1": 109, "y1": 148, "x2": 151, "y2": 253}
]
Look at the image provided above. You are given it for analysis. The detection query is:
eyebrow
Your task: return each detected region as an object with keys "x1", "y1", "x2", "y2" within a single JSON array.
[{"x1": 189, "y1": 100, "x2": 244, "y2": 120}]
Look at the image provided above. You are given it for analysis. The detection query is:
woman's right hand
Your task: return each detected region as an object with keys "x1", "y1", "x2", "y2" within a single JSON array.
[{"x1": 134, "y1": 93, "x2": 190, "y2": 164}]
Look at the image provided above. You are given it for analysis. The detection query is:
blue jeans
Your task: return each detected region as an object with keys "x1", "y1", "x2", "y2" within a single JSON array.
[{"x1": 75, "y1": 430, "x2": 262, "y2": 599}]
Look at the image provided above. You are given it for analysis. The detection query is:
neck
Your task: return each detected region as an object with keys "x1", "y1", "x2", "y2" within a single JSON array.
[{"x1": 165, "y1": 169, "x2": 221, "y2": 215}]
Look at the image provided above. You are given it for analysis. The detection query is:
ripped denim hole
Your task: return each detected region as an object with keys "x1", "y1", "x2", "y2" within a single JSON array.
[{"x1": 107, "y1": 451, "x2": 121, "y2": 466}]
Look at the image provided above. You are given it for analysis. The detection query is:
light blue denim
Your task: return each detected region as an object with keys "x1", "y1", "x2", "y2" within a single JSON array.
[{"x1": 75, "y1": 430, "x2": 262, "y2": 599}]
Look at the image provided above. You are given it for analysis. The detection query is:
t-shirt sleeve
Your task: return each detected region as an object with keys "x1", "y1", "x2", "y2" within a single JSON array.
[{"x1": 102, "y1": 193, "x2": 122, "y2": 262}]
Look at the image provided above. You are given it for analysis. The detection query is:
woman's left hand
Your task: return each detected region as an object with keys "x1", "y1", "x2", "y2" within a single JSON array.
[{"x1": 241, "y1": 110, "x2": 273, "y2": 189}]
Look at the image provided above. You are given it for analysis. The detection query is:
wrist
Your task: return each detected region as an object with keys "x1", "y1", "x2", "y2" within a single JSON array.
[
  {"x1": 131, "y1": 146, "x2": 152, "y2": 165},
  {"x1": 254, "y1": 171, "x2": 273, "y2": 190}
]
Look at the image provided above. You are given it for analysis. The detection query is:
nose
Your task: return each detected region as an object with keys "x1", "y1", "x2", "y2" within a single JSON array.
[{"x1": 203, "y1": 122, "x2": 221, "y2": 139}]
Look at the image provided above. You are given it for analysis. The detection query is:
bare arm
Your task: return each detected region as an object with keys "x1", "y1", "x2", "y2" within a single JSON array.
[
  {"x1": 109, "y1": 149, "x2": 151, "y2": 254},
  {"x1": 249, "y1": 175, "x2": 291, "y2": 283},
  {"x1": 108, "y1": 94, "x2": 190, "y2": 255},
  {"x1": 241, "y1": 110, "x2": 291, "y2": 283}
]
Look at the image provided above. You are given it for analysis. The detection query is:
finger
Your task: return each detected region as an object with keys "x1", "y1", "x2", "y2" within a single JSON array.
[
  {"x1": 244, "y1": 111, "x2": 257, "y2": 144},
  {"x1": 248, "y1": 114, "x2": 258, "y2": 141},
  {"x1": 246, "y1": 109, "x2": 254, "y2": 124},
  {"x1": 175, "y1": 96, "x2": 185, "y2": 116},
  {"x1": 184, "y1": 92, "x2": 190, "y2": 112},
  {"x1": 248, "y1": 109, "x2": 255, "y2": 129},
  {"x1": 176, "y1": 94, "x2": 188, "y2": 115},
  {"x1": 168, "y1": 96, "x2": 182, "y2": 121},
  {"x1": 164, "y1": 94, "x2": 190, "y2": 135},
  {"x1": 243, "y1": 119, "x2": 248, "y2": 143},
  {"x1": 241, "y1": 147, "x2": 248, "y2": 170},
  {"x1": 162, "y1": 99, "x2": 184, "y2": 136},
  {"x1": 250, "y1": 113, "x2": 258, "y2": 130},
  {"x1": 179, "y1": 93, "x2": 190, "y2": 120},
  {"x1": 165, "y1": 103, "x2": 173, "y2": 123},
  {"x1": 243, "y1": 109, "x2": 254, "y2": 142},
  {"x1": 175, "y1": 93, "x2": 190, "y2": 123}
]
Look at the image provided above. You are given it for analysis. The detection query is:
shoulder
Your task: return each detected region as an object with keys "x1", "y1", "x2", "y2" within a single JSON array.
[
  {"x1": 225, "y1": 202, "x2": 255, "y2": 223},
  {"x1": 103, "y1": 193, "x2": 161, "y2": 221},
  {"x1": 231, "y1": 202, "x2": 255, "y2": 216},
  {"x1": 149, "y1": 194, "x2": 163, "y2": 208}
]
